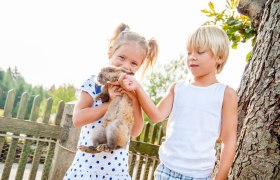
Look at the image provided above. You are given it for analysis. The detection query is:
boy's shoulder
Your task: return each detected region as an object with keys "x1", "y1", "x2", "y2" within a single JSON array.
[
  {"x1": 224, "y1": 85, "x2": 237, "y2": 98},
  {"x1": 218, "y1": 82, "x2": 236, "y2": 93},
  {"x1": 174, "y1": 80, "x2": 187, "y2": 87}
]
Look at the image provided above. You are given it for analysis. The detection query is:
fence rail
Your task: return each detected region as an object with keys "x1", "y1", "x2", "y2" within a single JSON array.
[
  {"x1": 0, "y1": 117, "x2": 68, "y2": 140},
  {"x1": 0, "y1": 89, "x2": 66, "y2": 180}
]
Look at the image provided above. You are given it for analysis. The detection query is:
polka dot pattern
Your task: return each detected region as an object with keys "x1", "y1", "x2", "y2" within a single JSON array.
[{"x1": 64, "y1": 75, "x2": 131, "y2": 180}]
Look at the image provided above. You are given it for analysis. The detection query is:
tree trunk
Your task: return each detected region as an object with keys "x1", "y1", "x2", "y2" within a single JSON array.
[{"x1": 229, "y1": 0, "x2": 280, "y2": 179}]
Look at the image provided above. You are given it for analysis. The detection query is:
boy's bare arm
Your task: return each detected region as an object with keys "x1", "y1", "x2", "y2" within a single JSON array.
[
  {"x1": 216, "y1": 87, "x2": 238, "y2": 180},
  {"x1": 115, "y1": 74, "x2": 175, "y2": 123},
  {"x1": 135, "y1": 82, "x2": 175, "y2": 123}
]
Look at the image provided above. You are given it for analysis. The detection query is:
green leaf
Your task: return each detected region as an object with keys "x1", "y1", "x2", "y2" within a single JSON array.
[
  {"x1": 208, "y1": 2, "x2": 215, "y2": 11},
  {"x1": 201, "y1": 9, "x2": 211, "y2": 14},
  {"x1": 246, "y1": 50, "x2": 252, "y2": 62}
]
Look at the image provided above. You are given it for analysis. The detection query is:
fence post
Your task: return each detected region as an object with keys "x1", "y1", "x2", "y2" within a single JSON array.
[{"x1": 48, "y1": 102, "x2": 80, "y2": 180}]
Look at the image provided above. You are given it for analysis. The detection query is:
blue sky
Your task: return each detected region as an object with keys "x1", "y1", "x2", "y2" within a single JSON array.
[{"x1": 0, "y1": 0, "x2": 249, "y2": 90}]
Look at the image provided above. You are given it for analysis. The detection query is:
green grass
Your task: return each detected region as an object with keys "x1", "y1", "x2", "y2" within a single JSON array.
[{"x1": 0, "y1": 109, "x2": 3, "y2": 116}]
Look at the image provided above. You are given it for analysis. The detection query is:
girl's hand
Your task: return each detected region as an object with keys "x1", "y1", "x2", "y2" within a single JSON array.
[
  {"x1": 108, "y1": 84, "x2": 122, "y2": 100},
  {"x1": 118, "y1": 74, "x2": 140, "y2": 91}
]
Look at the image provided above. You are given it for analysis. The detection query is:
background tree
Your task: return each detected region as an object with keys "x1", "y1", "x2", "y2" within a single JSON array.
[
  {"x1": 48, "y1": 84, "x2": 77, "y2": 114},
  {"x1": 0, "y1": 67, "x2": 76, "y2": 119},
  {"x1": 203, "y1": 0, "x2": 279, "y2": 179},
  {"x1": 0, "y1": 67, "x2": 48, "y2": 118}
]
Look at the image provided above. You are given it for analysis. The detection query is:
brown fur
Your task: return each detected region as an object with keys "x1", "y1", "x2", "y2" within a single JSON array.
[{"x1": 78, "y1": 66, "x2": 134, "y2": 153}]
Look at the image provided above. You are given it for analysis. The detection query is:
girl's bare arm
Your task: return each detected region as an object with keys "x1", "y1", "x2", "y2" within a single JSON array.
[{"x1": 73, "y1": 91, "x2": 109, "y2": 128}]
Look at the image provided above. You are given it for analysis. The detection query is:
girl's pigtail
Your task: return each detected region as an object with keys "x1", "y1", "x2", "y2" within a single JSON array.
[
  {"x1": 141, "y1": 38, "x2": 159, "y2": 78},
  {"x1": 147, "y1": 38, "x2": 159, "y2": 67}
]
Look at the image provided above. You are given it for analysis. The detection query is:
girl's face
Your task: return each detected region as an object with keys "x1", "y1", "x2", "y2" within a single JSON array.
[
  {"x1": 187, "y1": 48, "x2": 220, "y2": 78},
  {"x1": 109, "y1": 43, "x2": 146, "y2": 74}
]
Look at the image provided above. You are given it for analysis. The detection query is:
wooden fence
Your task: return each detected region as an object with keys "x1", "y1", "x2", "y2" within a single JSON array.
[{"x1": 0, "y1": 90, "x2": 166, "y2": 180}]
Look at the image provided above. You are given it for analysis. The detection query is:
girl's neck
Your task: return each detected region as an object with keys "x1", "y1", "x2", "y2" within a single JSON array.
[{"x1": 189, "y1": 75, "x2": 218, "y2": 87}]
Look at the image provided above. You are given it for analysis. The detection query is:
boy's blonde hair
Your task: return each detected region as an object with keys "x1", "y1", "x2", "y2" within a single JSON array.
[
  {"x1": 108, "y1": 23, "x2": 159, "y2": 77},
  {"x1": 187, "y1": 25, "x2": 230, "y2": 74}
]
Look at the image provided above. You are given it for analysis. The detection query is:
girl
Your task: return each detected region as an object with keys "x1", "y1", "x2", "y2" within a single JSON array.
[
  {"x1": 64, "y1": 23, "x2": 158, "y2": 180},
  {"x1": 117, "y1": 25, "x2": 237, "y2": 180}
]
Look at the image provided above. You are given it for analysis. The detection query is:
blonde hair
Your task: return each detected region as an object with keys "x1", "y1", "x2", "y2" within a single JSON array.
[
  {"x1": 187, "y1": 25, "x2": 230, "y2": 74},
  {"x1": 108, "y1": 23, "x2": 159, "y2": 77}
]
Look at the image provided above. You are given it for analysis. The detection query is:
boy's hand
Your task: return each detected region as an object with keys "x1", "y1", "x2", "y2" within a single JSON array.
[{"x1": 118, "y1": 74, "x2": 139, "y2": 91}]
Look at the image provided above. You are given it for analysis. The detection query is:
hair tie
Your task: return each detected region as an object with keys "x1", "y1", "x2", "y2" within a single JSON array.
[{"x1": 122, "y1": 28, "x2": 130, "y2": 33}]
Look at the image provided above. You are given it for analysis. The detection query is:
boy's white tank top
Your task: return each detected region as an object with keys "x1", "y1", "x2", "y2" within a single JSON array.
[{"x1": 159, "y1": 80, "x2": 227, "y2": 178}]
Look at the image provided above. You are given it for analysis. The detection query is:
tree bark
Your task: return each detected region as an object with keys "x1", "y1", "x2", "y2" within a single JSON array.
[{"x1": 229, "y1": 0, "x2": 280, "y2": 179}]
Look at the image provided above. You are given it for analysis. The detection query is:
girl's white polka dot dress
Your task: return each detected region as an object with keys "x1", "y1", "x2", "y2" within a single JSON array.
[{"x1": 64, "y1": 75, "x2": 131, "y2": 180}]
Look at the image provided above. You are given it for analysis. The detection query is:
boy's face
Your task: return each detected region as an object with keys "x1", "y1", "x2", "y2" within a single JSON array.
[{"x1": 187, "y1": 48, "x2": 220, "y2": 77}]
